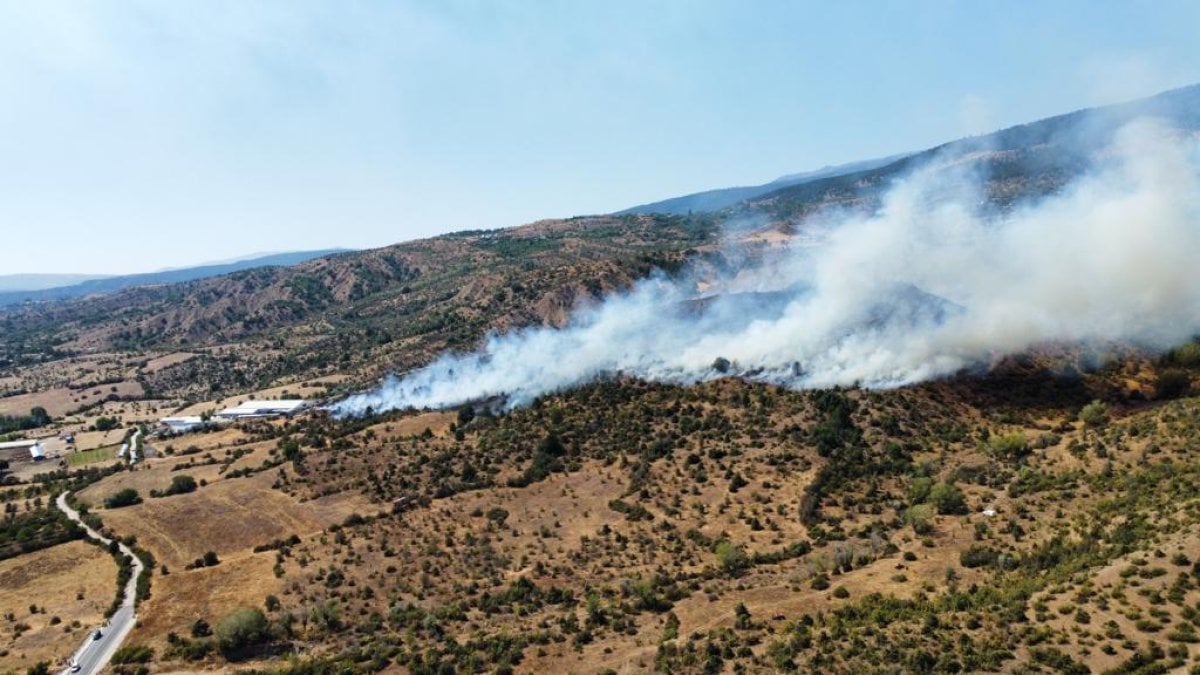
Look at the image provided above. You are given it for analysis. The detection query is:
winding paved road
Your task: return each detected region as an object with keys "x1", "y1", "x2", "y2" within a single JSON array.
[{"x1": 55, "y1": 491, "x2": 144, "y2": 675}]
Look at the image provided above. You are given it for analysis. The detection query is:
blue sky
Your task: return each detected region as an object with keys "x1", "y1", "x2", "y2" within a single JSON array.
[{"x1": 2, "y1": 1, "x2": 1199, "y2": 275}]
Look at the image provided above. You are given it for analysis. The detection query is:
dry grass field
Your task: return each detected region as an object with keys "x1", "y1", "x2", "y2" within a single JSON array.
[
  {"x1": 0, "y1": 541, "x2": 117, "y2": 673},
  {"x1": 85, "y1": 470, "x2": 378, "y2": 572}
]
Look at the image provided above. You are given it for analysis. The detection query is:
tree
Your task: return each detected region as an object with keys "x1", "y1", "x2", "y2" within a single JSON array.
[
  {"x1": 1156, "y1": 370, "x2": 1191, "y2": 400},
  {"x1": 1167, "y1": 341, "x2": 1200, "y2": 367},
  {"x1": 906, "y1": 503, "x2": 936, "y2": 535},
  {"x1": 1078, "y1": 401, "x2": 1109, "y2": 430},
  {"x1": 908, "y1": 476, "x2": 933, "y2": 504},
  {"x1": 165, "y1": 475, "x2": 198, "y2": 496},
  {"x1": 733, "y1": 602, "x2": 751, "y2": 629},
  {"x1": 928, "y1": 482, "x2": 968, "y2": 515},
  {"x1": 94, "y1": 416, "x2": 120, "y2": 432},
  {"x1": 714, "y1": 540, "x2": 748, "y2": 576},
  {"x1": 215, "y1": 607, "x2": 269, "y2": 655},
  {"x1": 987, "y1": 433, "x2": 1030, "y2": 462},
  {"x1": 104, "y1": 489, "x2": 141, "y2": 509}
]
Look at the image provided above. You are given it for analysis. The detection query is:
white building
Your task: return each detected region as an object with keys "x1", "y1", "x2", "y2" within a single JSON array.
[
  {"x1": 159, "y1": 416, "x2": 207, "y2": 434},
  {"x1": 0, "y1": 438, "x2": 45, "y2": 460},
  {"x1": 215, "y1": 399, "x2": 309, "y2": 420}
]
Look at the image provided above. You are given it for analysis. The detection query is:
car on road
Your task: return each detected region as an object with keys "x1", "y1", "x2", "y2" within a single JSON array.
[
  {"x1": 69, "y1": 663, "x2": 81, "y2": 673},
  {"x1": 92, "y1": 629, "x2": 102, "y2": 640}
]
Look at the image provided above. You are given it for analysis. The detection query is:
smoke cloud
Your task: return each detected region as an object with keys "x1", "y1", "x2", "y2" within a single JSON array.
[{"x1": 334, "y1": 118, "x2": 1200, "y2": 415}]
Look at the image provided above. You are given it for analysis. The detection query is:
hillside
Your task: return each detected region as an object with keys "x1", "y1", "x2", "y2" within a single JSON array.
[
  {"x1": 0, "y1": 85, "x2": 1197, "y2": 675},
  {"x1": 0, "y1": 215, "x2": 716, "y2": 401},
  {"x1": 738, "y1": 84, "x2": 1200, "y2": 222}
]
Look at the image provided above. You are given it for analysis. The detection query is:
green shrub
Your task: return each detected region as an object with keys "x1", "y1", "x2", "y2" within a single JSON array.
[
  {"x1": 104, "y1": 489, "x2": 141, "y2": 509},
  {"x1": 959, "y1": 546, "x2": 999, "y2": 569},
  {"x1": 928, "y1": 482, "x2": 968, "y2": 515},
  {"x1": 215, "y1": 606, "x2": 269, "y2": 655},
  {"x1": 164, "y1": 475, "x2": 198, "y2": 496}
]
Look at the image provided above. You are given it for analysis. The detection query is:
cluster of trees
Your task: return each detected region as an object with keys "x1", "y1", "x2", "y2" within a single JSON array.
[
  {"x1": 185, "y1": 550, "x2": 220, "y2": 570},
  {"x1": 103, "y1": 489, "x2": 142, "y2": 509},
  {"x1": 0, "y1": 506, "x2": 82, "y2": 560},
  {"x1": 149, "y1": 475, "x2": 197, "y2": 498},
  {"x1": 0, "y1": 406, "x2": 50, "y2": 435}
]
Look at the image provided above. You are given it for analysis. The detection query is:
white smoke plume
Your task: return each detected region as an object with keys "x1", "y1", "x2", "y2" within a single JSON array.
[{"x1": 333, "y1": 118, "x2": 1200, "y2": 415}]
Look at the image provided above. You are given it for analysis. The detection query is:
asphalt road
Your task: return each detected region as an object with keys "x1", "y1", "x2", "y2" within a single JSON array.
[{"x1": 55, "y1": 492, "x2": 144, "y2": 675}]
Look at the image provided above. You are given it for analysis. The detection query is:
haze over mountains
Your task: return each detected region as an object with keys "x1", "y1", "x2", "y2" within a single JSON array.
[
  {"x1": 0, "y1": 249, "x2": 349, "y2": 307},
  {"x1": 0, "y1": 274, "x2": 112, "y2": 293}
]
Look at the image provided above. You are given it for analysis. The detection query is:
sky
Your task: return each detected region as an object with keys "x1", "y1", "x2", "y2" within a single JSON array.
[{"x1": 2, "y1": 1, "x2": 1199, "y2": 275}]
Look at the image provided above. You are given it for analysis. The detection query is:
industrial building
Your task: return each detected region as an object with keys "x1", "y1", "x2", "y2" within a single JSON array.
[
  {"x1": 0, "y1": 439, "x2": 46, "y2": 461},
  {"x1": 214, "y1": 399, "x2": 309, "y2": 420},
  {"x1": 158, "y1": 416, "x2": 207, "y2": 434}
]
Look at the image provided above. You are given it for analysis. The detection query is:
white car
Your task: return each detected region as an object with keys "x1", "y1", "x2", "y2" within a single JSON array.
[{"x1": 69, "y1": 664, "x2": 81, "y2": 673}]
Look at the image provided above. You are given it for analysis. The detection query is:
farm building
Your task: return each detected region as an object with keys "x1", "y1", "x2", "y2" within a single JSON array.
[
  {"x1": 215, "y1": 399, "x2": 309, "y2": 420},
  {"x1": 0, "y1": 439, "x2": 46, "y2": 461},
  {"x1": 158, "y1": 416, "x2": 207, "y2": 433}
]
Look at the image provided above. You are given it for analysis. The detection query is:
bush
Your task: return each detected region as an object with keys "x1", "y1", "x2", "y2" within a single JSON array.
[
  {"x1": 111, "y1": 644, "x2": 154, "y2": 664},
  {"x1": 928, "y1": 482, "x2": 968, "y2": 515},
  {"x1": 1156, "y1": 370, "x2": 1191, "y2": 400},
  {"x1": 715, "y1": 541, "x2": 748, "y2": 576},
  {"x1": 1167, "y1": 341, "x2": 1200, "y2": 367},
  {"x1": 104, "y1": 489, "x2": 142, "y2": 509},
  {"x1": 905, "y1": 503, "x2": 936, "y2": 535},
  {"x1": 959, "y1": 545, "x2": 999, "y2": 569},
  {"x1": 215, "y1": 607, "x2": 269, "y2": 655},
  {"x1": 164, "y1": 475, "x2": 197, "y2": 496},
  {"x1": 988, "y1": 433, "x2": 1030, "y2": 461},
  {"x1": 1078, "y1": 401, "x2": 1109, "y2": 429}
]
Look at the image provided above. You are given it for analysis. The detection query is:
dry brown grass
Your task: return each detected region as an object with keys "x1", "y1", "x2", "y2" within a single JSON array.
[
  {"x1": 133, "y1": 552, "x2": 284, "y2": 647},
  {"x1": 90, "y1": 470, "x2": 377, "y2": 571},
  {"x1": 0, "y1": 541, "x2": 118, "y2": 672},
  {"x1": 142, "y1": 352, "x2": 198, "y2": 373}
]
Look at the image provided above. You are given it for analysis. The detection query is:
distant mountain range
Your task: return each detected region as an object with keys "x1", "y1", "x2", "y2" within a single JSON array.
[
  {"x1": 618, "y1": 83, "x2": 1200, "y2": 219},
  {"x1": 0, "y1": 249, "x2": 350, "y2": 307},
  {"x1": 0, "y1": 274, "x2": 113, "y2": 293},
  {"x1": 616, "y1": 154, "x2": 909, "y2": 216}
]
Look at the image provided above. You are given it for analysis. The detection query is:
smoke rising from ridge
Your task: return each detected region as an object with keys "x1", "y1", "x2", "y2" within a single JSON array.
[{"x1": 333, "y1": 119, "x2": 1200, "y2": 416}]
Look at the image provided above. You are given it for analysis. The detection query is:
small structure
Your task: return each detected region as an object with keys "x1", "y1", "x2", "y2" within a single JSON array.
[
  {"x1": 981, "y1": 507, "x2": 997, "y2": 517},
  {"x1": 215, "y1": 399, "x2": 309, "y2": 421},
  {"x1": 29, "y1": 442, "x2": 45, "y2": 461},
  {"x1": 159, "y1": 416, "x2": 206, "y2": 434}
]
